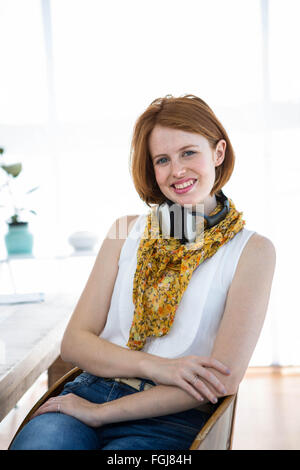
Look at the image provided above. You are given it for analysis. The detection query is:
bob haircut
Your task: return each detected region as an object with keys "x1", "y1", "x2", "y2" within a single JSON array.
[{"x1": 129, "y1": 94, "x2": 235, "y2": 206}]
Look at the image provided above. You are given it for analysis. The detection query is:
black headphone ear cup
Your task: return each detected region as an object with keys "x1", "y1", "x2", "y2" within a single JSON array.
[{"x1": 157, "y1": 193, "x2": 229, "y2": 243}]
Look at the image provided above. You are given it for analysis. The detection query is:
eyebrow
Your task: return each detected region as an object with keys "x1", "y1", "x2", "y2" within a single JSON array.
[{"x1": 152, "y1": 145, "x2": 199, "y2": 160}]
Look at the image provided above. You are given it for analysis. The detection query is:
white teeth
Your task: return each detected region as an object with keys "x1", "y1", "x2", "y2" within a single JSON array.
[{"x1": 174, "y1": 179, "x2": 195, "y2": 189}]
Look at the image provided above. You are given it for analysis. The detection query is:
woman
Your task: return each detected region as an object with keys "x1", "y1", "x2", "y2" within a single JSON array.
[{"x1": 10, "y1": 94, "x2": 276, "y2": 450}]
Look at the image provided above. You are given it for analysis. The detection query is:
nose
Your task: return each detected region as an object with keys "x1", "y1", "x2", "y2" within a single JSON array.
[{"x1": 170, "y1": 159, "x2": 186, "y2": 178}]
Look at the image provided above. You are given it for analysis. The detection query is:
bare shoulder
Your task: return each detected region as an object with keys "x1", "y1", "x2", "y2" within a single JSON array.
[
  {"x1": 239, "y1": 232, "x2": 276, "y2": 270},
  {"x1": 106, "y1": 214, "x2": 140, "y2": 241},
  {"x1": 232, "y1": 232, "x2": 276, "y2": 290},
  {"x1": 123, "y1": 214, "x2": 140, "y2": 233}
]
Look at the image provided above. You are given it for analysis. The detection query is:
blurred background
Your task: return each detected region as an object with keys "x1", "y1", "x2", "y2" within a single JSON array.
[{"x1": 0, "y1": 0, "x2": 299, "y2": 449}]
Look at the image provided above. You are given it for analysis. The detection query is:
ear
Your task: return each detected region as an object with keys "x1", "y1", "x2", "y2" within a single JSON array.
[{"x1": 214, "y1": 139, "x2": 226, "y2": 167}]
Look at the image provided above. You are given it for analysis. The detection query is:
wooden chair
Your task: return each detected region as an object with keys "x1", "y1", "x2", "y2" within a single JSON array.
[
  {"x1": 8, "y1": 367, "x2": 238, "y2": 450},
  {"x1": 189, "y1": 392, "x2": 238, "y2": 450}
]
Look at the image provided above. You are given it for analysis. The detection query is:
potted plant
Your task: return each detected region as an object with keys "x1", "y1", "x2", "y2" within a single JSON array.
[{"x1": 0, "y1": 147, "x2": 39, "y2": 256}]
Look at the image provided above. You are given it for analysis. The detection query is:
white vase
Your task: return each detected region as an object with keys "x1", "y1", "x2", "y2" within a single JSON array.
[{"x1": 68, "y1": 231, "x2": 98, "y2": 252}]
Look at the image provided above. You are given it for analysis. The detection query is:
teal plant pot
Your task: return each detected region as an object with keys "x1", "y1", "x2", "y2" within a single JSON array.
[{"x1": 5, "y1": 222, "x2": 33, "y2": 256}]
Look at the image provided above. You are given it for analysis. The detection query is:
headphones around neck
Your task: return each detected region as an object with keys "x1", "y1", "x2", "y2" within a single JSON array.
[{"x1": 156, "y1": 190, "x2": 230, "y2": 245}]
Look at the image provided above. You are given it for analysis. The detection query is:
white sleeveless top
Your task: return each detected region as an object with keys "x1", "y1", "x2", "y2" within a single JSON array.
[{"x1": 100, "y1": 214, "x2": 256, "y2": 359}]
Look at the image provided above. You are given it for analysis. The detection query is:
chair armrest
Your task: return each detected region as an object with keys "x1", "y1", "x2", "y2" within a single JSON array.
[
  {"x1": 189, "y1": 393, "x2": 238, "y2": 450},
  {"x1": 9, "y1": 367, "x2": 82, "y2": 448}
]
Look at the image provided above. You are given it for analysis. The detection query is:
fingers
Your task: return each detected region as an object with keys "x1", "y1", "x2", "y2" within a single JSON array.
[
  {"x1": 189, "y1": 374, "x2": 219, "y2": 403},
  {"x1": 181, "y1": 380, "x2": 205, "y2": 402},
  {"x1": 190, "y1": 356, "x2": 231, "y2": 396},
  {"x1": 199, "y1": 357, "x2": 231, "y2": 375},
  {"x1": 182, "y1": 372, "x2": 225, "y2": 404},
  {"x1": 179, "y1": 373, "x2": 219, "y2": 403},
  {"x1": 180, "y1": 356, "x2": 232, "y2": 403},
  {"x1": 197, "y1": 367, "x2": 228, "y2": 395},
  {"x1": 30, "y1": 397, "x2": 63, "y2": 420}
]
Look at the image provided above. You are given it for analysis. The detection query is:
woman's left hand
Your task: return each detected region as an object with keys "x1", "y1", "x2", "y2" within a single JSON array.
[{"x1": 30, "y1": 393, "x2": 104, "y2": 428}]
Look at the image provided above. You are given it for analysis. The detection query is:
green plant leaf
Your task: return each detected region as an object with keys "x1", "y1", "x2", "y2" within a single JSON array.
[{"x1": 0, "y1": 163, "x2": 22, "y2": 177}]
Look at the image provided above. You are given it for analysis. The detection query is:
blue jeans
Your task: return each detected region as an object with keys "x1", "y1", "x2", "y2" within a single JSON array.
[{"x1": 9, "y1": 372, "x2": 214, "y2": 450}]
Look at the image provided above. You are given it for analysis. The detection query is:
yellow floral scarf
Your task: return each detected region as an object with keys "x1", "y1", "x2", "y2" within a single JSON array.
[{"x1": 126, "y1": 197, "x2": 245, "y2": 351}]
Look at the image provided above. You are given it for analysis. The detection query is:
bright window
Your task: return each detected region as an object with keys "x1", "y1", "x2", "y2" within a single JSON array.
[{"x1": 0, "y1": 0, "x2": 48, "y2": 125}]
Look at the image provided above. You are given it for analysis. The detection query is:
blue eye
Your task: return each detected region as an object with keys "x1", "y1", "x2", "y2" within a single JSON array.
[
  {"x1": 155, "y1": 157, "x2": 168, "y2": 165},
  {"x1": 183, "y1": 151, "x2": 195, "y2": 157}
]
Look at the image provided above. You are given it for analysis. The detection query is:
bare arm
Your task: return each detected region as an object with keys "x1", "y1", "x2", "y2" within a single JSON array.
[
  {"x1": 195, "y1": 233, "x2": 276, "y2": 395},
  {"x1": 99, "y1": 383, "x2": 209, "y2": 425}
]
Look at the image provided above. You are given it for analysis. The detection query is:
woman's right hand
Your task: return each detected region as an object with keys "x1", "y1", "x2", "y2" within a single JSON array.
[{"x1": 141, "y1": 355, "x2": 231, "y2": 403}]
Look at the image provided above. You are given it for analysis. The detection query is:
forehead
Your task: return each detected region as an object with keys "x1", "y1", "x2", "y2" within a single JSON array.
[{"x1": 148, "y1": 125, "x2": 207, "y2": 154}]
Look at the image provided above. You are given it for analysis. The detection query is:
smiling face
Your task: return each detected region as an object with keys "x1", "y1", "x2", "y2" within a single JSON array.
[{"x1": 148, "y1": 125, "x2": 226, "y2": 214}]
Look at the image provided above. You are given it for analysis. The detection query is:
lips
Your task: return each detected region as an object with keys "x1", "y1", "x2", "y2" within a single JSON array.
[{"x1": 171, "y1": 179, "x2": 197, "y2": 194}]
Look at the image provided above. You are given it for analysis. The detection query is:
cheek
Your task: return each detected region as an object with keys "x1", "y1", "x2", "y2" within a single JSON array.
[
  {"x1": 154, "y1": 167, "x2": 166, "y2": 185},
  {"x1": 194, "y1": 160, "x2": 209, "y2": 173},
  {"x1": 194, "y1": 160, "x2": 215, "y2": 177}
]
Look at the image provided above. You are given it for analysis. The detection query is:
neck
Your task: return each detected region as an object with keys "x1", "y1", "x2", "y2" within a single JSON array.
[{"x1": 192, "y1": 194, "x2": 217, "y2": 216}]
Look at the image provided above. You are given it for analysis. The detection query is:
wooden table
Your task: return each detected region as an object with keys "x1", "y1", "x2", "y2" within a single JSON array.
[
  {"x1": 0, "y1": 254, "x2": 96, "y2": 422},
  {"x1": 0, "y1": 293, "x2": 76, "y2": 421}
]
